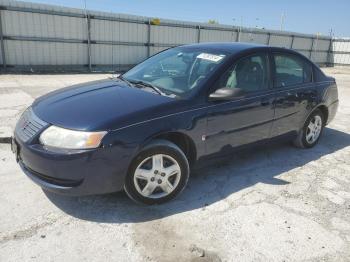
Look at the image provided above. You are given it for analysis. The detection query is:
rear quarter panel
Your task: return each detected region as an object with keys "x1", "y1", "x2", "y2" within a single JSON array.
[{"x1": 317, "y1": 79, "x2": 339, "y2": 124}]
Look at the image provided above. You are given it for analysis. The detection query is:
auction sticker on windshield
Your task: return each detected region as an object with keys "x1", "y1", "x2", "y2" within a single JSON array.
[{"x1": 197, "y1": 53, "x2": 225, "y2": 62}]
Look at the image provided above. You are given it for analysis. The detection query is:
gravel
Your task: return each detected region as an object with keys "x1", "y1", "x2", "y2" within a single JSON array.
[{"x1": 0, "y1": 68, "x2": 350, "y2": 261}]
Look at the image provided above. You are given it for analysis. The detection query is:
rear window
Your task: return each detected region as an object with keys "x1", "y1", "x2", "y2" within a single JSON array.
[{"x1": 274, "y1": 54, "x2": 312, "y2": 88}]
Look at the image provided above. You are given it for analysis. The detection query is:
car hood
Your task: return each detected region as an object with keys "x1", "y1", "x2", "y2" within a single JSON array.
[{"x1": 32, "y1": 79, "x2": 176, "y2": 131}]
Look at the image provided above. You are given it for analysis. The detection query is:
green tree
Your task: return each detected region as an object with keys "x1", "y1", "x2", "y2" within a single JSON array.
[{"x1": 208, "y1": 19, "x2": 219, "y2": 24}]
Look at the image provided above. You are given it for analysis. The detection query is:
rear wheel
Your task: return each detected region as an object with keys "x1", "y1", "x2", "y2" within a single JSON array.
[
  {"x1": 293, "y1": 109, "x2": 324, "y2": 148},
  {"x1": 124, "y1": 140, "x2": 189, "y2": 205}
]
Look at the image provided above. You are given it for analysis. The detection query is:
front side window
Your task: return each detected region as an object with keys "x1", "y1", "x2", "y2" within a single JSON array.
[
  {"x1": 122, "y1": 48, "x2": 228, "y2": 97},
  {"x1": 215, "y1": 53, "x2": 269, "y2": 93},
  {"x1": 274, "y1": 54, "x2": 312, "y2": 88}
]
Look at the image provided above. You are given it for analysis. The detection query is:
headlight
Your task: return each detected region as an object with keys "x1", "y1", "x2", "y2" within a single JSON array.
[{"x1": 39, "y1": 125, "x2": 107, "y2": 149}]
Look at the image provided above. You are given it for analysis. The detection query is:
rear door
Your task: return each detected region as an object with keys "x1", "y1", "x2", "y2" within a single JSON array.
[
  {"x1": 270, "y1": 52, "x2": 316, "y2": 137},
  {"x1": 205, "y1": 52, "x2": 275, "y2": 155}
]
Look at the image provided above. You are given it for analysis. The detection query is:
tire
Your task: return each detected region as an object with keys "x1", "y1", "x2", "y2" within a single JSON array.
[
  {"x1": 293, "y1": 109, "x2": 324, "y2": 148},
  {"x1": 124, "y1": 139, "x2": 190, "y2": 205}
]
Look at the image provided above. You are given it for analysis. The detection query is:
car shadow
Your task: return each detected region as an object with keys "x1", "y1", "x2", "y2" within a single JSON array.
[{"x1": 45, "y1": 127, "x2": 350, "y2": 223}]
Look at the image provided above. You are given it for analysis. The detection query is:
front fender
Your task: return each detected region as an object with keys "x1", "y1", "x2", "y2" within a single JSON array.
[{"x1": 102, "y1": 106, "x2": 208, "y2": 164}]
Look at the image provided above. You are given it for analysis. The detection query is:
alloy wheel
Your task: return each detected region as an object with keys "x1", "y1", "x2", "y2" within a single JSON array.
[
  {"x1": 133, "y1": 154, "x2": 181, "y2": 199},
  {"x1": 306, "y1": 115, "x2": 322, "y2": 144}
]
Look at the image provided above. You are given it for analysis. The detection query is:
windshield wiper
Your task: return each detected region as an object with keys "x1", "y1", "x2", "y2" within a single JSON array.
[
  {"x1": 117, "y1": 75, "x2": 133, "y2": 87},
  {"x1": 117, "y1": 76, "x2": 168, "y2": 96},
  {"x1": 129, "y1": 80, "x2": 165, "y2": 96}
]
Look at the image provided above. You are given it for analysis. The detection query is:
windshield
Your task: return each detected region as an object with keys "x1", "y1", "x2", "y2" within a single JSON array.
[{"x1": 122, "y1": 47, "x2": 228, "y2": 98}]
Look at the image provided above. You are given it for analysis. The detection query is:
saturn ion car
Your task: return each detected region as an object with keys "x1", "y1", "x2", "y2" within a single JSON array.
[{"x1": 12, "y1": 42, "x2": 338, "y2": 204}]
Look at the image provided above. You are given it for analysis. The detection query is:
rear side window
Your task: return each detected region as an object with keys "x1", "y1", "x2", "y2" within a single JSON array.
[{"x1": 274, "y1": 54, "x2": 312, "y2": 88}]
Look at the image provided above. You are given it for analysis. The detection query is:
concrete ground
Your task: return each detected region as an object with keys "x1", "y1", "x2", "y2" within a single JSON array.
[{"x1": 1, "y1": 67, "x2": 350, "y2": 262}]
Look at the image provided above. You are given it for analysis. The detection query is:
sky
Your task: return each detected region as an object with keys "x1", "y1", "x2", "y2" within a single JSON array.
[{"x1": 19, "y1": 0, "x2": 350, "y2": 37}]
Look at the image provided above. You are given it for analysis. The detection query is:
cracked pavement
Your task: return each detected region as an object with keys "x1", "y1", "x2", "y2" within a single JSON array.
[{"x1": 0, "y1": 68, "x2": 350, "y2": 261}]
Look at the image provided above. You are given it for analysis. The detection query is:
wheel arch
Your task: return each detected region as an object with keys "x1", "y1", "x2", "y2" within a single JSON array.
[
  {"x1": 298, "y1": 104, "x2": 329, "y2": 133},
  {"x1": 140, "y1": 131, "x2": 197, "y2": 167},
  {"x1": 317, "y1": 104, "x2": 329, "y2": 125}
]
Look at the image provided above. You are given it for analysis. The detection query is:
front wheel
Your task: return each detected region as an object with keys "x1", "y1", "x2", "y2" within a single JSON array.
[
  {"x1": 293, "y1": 109, "x2": 324, "y2": 148},
  {"x1": 124, "y1": 140, "x2": 189, "y2": 205}
]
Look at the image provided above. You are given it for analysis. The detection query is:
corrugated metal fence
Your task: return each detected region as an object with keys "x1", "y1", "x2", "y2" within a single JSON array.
[{"x1": 0, "y1": 0, "x2": 349, "y2": 73}]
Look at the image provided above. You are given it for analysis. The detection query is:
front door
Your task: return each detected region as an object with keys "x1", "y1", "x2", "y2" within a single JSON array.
[{"x1": 205, "y1": 53, "x2": 275, "y2": 155}]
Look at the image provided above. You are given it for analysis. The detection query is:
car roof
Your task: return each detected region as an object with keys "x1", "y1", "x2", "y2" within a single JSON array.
[
  {"x1": 180, "y1": 42, "x2": 267, "y2": 54},
  {"x1": 179, "y1": 42, "x2": 312, "y2": 63}
]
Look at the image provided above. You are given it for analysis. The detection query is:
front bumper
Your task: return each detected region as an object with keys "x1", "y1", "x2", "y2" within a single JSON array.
[{"x1": 13, "y1": 135, "x2": 132, "y2": 196}]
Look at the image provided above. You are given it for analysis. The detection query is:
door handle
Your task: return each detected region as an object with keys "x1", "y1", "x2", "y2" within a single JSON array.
[
  {"x1": 287, "y1": 92, "x2": 298, "y2": 98},
  {"x1": 261, "y1": 99, "x2": 270, "y2": 106}
]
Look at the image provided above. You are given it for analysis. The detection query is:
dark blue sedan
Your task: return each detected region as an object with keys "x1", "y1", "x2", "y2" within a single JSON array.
[{"x1": 12, "y1": 42, "x2": 338, "y2": 204}]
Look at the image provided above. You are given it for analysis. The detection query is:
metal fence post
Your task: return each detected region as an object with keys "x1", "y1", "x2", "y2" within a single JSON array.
[
  {"x1": 87, "y1": 14, "x2": 92, "y2": 71},
  {"x1": 0, "y1": 10, "x2": 7, "y2": 69},
  {"x1": 197, "y1": 25, "x2": 201, "y2": 43},
  {"x1": 309, "y1": 37, "x2": 314, "y2": 60},
  {"x1": 147, "y1": 19, "x2": 151, "y2": 57},
  {"x1": 290, "y1": 35, "x2": 294, "y2": 49},
  {"x1": 266, "y1": 33, "x2": 271, "y2": 45},
  {"x1": 236, "y1": 29, "x2": 240, "y2": 42},
  {"x1": 327, "y1": 38, "x2": 333, "y2": 66}
]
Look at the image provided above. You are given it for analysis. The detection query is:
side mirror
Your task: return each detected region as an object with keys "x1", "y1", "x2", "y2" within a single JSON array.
[{"x1": 209, "y1": 87, "x2": 245, "y2": 101}]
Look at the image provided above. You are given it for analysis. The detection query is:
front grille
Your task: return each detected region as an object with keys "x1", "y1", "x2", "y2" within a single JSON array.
[{"x1": 15, "y1": 108, "x2": 48, "y2": 142}]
